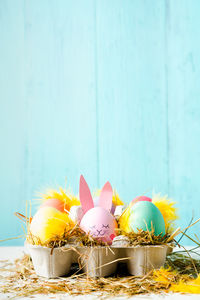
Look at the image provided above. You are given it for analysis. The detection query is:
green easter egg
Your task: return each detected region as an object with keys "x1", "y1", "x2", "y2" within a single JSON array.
[{"x1": 129, "y1": 201, "x2": 166, "y2": 236}]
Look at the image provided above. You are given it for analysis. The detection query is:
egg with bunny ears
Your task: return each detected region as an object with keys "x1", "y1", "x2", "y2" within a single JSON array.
[{"x1": 79, "y1": 175, "x2": 117, "y2": 244}]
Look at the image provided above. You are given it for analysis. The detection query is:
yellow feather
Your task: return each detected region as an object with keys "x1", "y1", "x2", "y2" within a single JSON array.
[
  {"x1": 152, "y1": 193, "x2": 178, "y2": 233},
  {"x1": 154, "y1": 268, "x2": 200, "y2": 294},
  {"x1": 170, "y1": 275, "x2": 200, "y2": 294},
  {"x1": 118, "y1": 205, "x2": 132, "y2": 233},
  {"x1": 38, "y1": 187, "x2": 80, "y2": 211},
  {"x1": 112, "y1": 190, "x2": 124, "y2": 206},
  {"x1": 39, "y1": 187, "x2": 123, "y2": 212},
  {"x1": 153, "y1": 267, "x2": 177, "y2": 283}
]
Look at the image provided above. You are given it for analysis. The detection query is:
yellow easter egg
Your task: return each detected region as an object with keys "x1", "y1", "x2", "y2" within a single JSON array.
[{"x1": 29, "y1": 206, "x2": 74, "y2": 244}]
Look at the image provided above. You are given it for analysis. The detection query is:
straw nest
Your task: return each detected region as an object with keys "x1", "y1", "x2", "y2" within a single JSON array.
[{"x1": 26, "y1": 224, "x2": 174, "y2": 249}]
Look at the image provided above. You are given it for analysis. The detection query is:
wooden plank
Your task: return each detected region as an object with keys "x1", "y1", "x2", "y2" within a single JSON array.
[
  {"x1": 1, "y1": 0, "x2": 200, "y2": 246},
  {"x1": 23, "y1": 0, "x2": 97, "y2": 195},
  {"x1": 0, "y1": 0, "x2": 97, "y2": 244},
  {"x1": 96, "y1": 0, "x2": 168, "y2": 203},
  {"x1": 0, "y1": 0, "x2": 26, "y2": 244},
  {"x1": 167, "y1": 0, "x2": 200, "y2": 239}
]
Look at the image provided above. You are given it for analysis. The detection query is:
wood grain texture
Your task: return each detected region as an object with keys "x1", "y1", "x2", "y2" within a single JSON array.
[
  {"x1": 96, "y1": 1, "x2": 168, "y2": 203},
  {"x1": 0, "y1": 0, "x2": 200, "y2": 245},
  {"x1": 167, "y1": 0, "x2": 200, "y2": 242}
]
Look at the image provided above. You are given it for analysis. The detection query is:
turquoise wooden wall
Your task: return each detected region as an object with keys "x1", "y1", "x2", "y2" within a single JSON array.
[{"x1": 1, "y1": 0, "x2": 200, "y2": 245}]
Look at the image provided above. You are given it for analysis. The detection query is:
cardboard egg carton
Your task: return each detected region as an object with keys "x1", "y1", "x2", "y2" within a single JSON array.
[
  {"x1": 27, "y1": 244, "x2": 73, "y2": 278},
  {"x1": 77, "y1": 246, "x2": 119, "y2": 277},
  {"x1": 27, "y1": 242, "x2": 172, "y2": 279}
]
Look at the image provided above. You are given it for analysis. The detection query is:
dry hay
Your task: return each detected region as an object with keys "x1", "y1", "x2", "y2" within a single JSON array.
[
  {"x1": 120, "y1": 229, "x2": 171, "y2": 246},
  {"x1": 0, "y1": 248, "x2": 200, "y2": 298},
  {"x1": 0, "y1": 254, "x2": 168, "y2": 298},
  {"x1": 26, "y1": 225, "x2": 173, "y2": 250},
  {"x1": 2, "y1": 212, "x2": 198, "y2": 297}
]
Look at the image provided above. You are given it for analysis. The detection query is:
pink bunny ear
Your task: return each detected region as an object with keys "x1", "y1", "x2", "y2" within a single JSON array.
[
  {"x1": 99, "y1": 181, "x2": 113, "y2": 211},
  {"x1": 79, "y1": 175, "x2": 94, "y2": 214}
]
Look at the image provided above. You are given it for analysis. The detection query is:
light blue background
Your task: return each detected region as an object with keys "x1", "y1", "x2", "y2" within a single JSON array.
[{"x1": 1, "y1": 0, "x2": 200, "y2": 245}]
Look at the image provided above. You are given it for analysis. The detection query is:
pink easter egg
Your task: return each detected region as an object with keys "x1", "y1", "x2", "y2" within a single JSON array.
[
  {"x1": 40, "y1": 198, "x2": 65, "y2": 213},
  {"x1": 80, "y1": 207, "x2": 117, "y2": 244},
  {"x1": 131, "y1": 196, "x2": 152, "y2": 205}
]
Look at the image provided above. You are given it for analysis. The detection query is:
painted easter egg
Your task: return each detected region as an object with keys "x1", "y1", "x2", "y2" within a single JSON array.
[
  {"x1": 80, "y1": 207, "x2": 118, "y2": 244},
  {"x1": 29, "y1": 206, "x2": 74, "y2": 244},
  {"x1": 131, "y1": 196, "x2": 152, "y2": 205},
  {"x1": 40, "y1": 198, "x2": 65, "y2": 213},
  {"x1": 129, "y1": 201, "x2": 165, "y2": 236}
]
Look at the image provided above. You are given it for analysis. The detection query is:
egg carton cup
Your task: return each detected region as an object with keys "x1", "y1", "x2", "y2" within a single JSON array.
[
  {"x1": 27, "y1": 243, "x2": 73, "y2": 279},
  {"x1": 27, "y1": 243, "x2": 172, "y2": 279},
  {"x1": 77, "y1": 246, "x2": 119, "y2": 278},
  {"x1": 125, "y1": 244, "x2": 169, "y2": 276}
]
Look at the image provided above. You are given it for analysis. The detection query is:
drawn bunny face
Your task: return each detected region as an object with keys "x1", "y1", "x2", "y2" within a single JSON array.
[
  {"x1": 79, "y1": 175, "x2": 117, "y2": 244},
  {"x1": 80, "y1": 207, "x2": 117, "y2": 243}
]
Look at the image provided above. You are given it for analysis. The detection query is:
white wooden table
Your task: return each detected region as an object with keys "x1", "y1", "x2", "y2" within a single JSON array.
[{"x1": 0, "y1": 247, "x2": 200, "y2": 300}]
